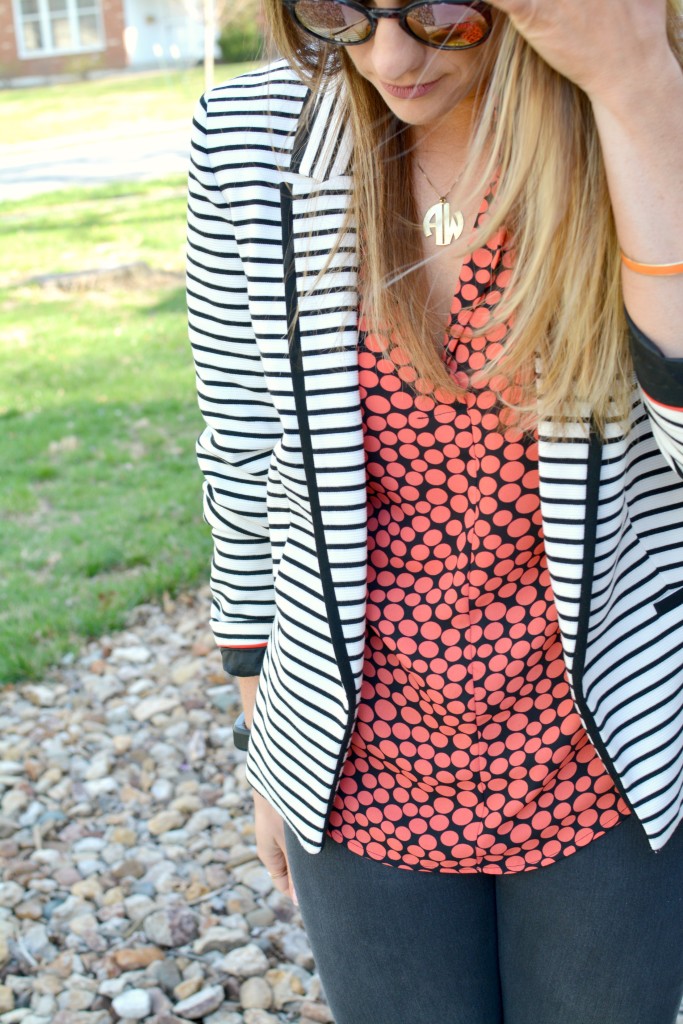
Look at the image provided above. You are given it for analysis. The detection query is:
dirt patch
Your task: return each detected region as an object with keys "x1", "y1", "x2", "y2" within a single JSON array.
[{"x1": 23, "y1": 261, "x2": 184, "y2": 292}]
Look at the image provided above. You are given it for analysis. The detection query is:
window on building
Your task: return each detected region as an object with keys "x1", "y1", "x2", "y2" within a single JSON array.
[{"x1": 15, "y1": 0, "x2": 103, "y2": 55}]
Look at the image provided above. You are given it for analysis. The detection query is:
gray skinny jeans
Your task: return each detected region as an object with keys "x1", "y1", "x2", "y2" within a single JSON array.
[{"x1": 285, "y1": 814, "x2": 683, "y2": 1024}]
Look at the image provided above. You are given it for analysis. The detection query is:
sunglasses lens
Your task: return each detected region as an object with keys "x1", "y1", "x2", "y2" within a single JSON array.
[
  {"x1": 407, "y1": 3, "x2": 489, "y2": 47},
  {"x1": 292, "y1": 0, "x2": 372, "y2": 42}
]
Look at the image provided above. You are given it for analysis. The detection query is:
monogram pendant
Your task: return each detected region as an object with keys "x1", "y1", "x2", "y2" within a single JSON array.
[{"x1": 422, "y1": 199, "x2": 465, "y2": 247}]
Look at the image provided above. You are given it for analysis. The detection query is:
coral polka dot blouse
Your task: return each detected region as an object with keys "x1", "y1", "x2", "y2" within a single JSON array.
[{"x1": 327, "y1": 190, "x2": 630, "y2": 874}]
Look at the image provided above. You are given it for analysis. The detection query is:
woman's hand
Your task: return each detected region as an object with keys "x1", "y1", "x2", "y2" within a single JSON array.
[
  {"x1": 236, "y1": 679, "x2": 297, "y2": 903},
  {"x1": 486, "y1": 0, "x2": 683, "y2": 356},
  {"x1": 487, "y1": 0, "x2": 670, "y2": 102},
  {"x1": 253, "y1": 791, "x2": 297, "y2": 903}
]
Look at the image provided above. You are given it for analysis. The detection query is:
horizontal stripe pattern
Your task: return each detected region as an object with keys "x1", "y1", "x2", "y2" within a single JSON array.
[{"x1": 188, "y1": 60, "x2": 683, "y2": 853}]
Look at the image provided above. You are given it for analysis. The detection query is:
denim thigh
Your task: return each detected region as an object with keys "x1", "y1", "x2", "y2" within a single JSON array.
[
  {"x1": 285, "y1": 824, "x2": 502, "y2": 1024},
  {"x1": 497, "y1": 814, "x2": 683, "y2": 1024}
]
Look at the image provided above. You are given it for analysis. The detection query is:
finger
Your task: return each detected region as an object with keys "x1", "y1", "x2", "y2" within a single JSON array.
[
  {"x1": 268, "y1": 867, "x2": 291, "y2": 894},
  {"x1": 252, "y1": 792, "x2": 297, "y2": 902},
  {"x1": 258, "y1": 842, "x2": 293, "y2": 895},
  {"x1": 269, "y1": 869, "x2": 289, "y2": 885},
  {"x1": 268, "y1": 860, "x2": 297, "y2": 903}
]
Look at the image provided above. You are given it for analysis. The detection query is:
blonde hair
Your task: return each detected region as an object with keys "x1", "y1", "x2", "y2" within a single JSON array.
[{"x1": 265, "y1": 1, "x2": 683, "y2": 433}]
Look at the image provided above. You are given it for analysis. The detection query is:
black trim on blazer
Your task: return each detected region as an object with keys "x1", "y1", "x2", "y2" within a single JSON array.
[
  {"x1": 570, "y1": 426, "x2": 639, "y2": 821},
  {"x1": 654, "y1": 587, "x2": 683, "y2": 617},
  {"x1": 288, "y1": 87, "x2": 314, "y2": 172},
  {"x1": 280, "y1": 178, "x2": 357, "y2": 831}
]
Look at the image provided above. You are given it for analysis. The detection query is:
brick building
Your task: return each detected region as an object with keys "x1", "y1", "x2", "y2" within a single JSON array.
[{"x1": 0, "y1": 0, "x2": 204, "y2": 82}]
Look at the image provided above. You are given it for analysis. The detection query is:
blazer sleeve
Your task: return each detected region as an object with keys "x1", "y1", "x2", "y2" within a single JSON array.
[
  {"x1": 187, "y1": 94, "x2": 281, "y2": 676},
  {"x1": 628, "y1": 310, "x2": 683, "y2": 480}
]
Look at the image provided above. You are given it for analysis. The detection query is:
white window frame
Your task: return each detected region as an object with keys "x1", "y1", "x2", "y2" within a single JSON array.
[{"x1": 12, "y1": 0, "x2": 105, "y2": 58}]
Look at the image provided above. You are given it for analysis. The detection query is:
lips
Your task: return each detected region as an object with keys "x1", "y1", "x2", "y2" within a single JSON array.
[{"x1": 380, "y1": 79, "x2": 441, "y2": 99}]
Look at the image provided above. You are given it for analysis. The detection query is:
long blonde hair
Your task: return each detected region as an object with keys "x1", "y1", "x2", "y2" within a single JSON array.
[{"x1": 264, "y1": 1, "x2": 683, "y2": 432}]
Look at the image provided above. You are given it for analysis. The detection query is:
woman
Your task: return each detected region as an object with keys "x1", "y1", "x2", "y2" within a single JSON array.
[{"x1": 187, "y1": 0, "x2": 683, "y2": 1020}]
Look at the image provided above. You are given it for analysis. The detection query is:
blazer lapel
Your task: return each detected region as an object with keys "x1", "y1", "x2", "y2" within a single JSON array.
[{"x1": 281, "y1": 84, "x2": 368, "y2": 696}]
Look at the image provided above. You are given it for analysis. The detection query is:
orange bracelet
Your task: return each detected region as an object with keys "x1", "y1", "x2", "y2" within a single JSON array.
[{"x1": 621, "y1": 252, "x2": 683, "y2": 276}]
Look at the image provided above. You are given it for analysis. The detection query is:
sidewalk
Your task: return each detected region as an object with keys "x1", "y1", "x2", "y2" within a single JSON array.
[{"x1": 0, "y1": 120, "x2": 190, "y2": 201}]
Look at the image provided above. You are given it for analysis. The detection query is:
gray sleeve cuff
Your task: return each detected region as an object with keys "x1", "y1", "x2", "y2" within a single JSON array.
[
  {"x1": 627, "y1": 309, "x2": 683, "y2": 407},
  {"x1": 221, "y1": 646, "x2": 266, "y2": 677}
]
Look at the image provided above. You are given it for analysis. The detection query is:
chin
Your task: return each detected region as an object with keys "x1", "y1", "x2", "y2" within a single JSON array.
[
  {"x1": 385, "y1": 99, "x2": 459, "y2": 129},
  {"x1": 392, "y1": 110, "x2": 442, "y2": 127}
]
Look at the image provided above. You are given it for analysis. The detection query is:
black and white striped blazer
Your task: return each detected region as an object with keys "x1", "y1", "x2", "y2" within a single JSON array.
[{"x1": 187, "y1": 59, "x2": 683, "y2": 855}]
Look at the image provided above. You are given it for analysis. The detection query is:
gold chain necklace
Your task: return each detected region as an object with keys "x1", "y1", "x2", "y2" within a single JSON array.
[{"x1": 416, "y1": 160, "x2": 465, "y2": 247}]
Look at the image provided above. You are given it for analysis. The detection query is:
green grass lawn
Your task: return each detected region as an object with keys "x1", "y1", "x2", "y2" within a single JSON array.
[
  {"x1": 0, "y1": 63, "x2": 266, "y2": 684},
  {"x1": 0, "y1": 61, "x2": 259, "y2": 144},
  {"x1": 1, "y1": 177, "x2": 213, "y2": 684}
]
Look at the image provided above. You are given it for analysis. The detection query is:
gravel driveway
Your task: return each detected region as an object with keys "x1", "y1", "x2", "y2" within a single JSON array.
[{"x1": 0, "y1": 588, "x2": 333, "y2": 1024}]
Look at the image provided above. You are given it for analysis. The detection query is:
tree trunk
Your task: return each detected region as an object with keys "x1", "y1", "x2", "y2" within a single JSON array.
[{"x1": 204, "y1": 0, "x2": 215, "y2": 91}]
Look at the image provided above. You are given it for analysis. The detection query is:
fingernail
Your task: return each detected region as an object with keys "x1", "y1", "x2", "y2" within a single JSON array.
[{"x1": 292, "y1": 888, "x2": 299, "y2": 906}]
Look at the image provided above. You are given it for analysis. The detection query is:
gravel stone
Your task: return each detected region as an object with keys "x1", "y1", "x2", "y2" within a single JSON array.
[
  {"x1": 194, "y1": 926, "x2": 249, "y2": 956},
  {"x1": 22, "y1": 923, "x2": 53, "y2": 959},
  {"x1": 0, "y1": 884, "x2": 24, "y2": 909},
  {"x1": 238, "y1": 867, "x2": 273, "y2": 899},
  {"x1": 0, "y1": 986, "x2": 15, "y2": 1013},
  {"x1": 239, "y1": 977, "x2": 272, "y2": 1011},
  {"x1": 114, "y1": 646, "x2": 152, "y2": 665},
  {"x1": 173, "y1": 984, "x2": 225, "y2": 1019},
  {"x1": 299, "y1": 999, "x2": 335, "y2": 1023},
  {"x1": 124, "y1": 894, "x2": 157, "y2": 920},
  {"x1": 0, "y1": 816, "x2": 19, "y2": 838},
  {"x1": 111, "y1": 988, "x2": 153, "y2": 1018},
  {"x1": 22, "y1": 683, "x2": 58, "y2": 707},
  {"x1": 173, "y1": 977, "x2": 204, "y2": 1001},
  {"x1": 218, "y1": 944, "x2": 269, "y2": 979},
  {"x1": 143, "y1": 904, "x2": 199, "y2": 948},
  {"x1": 271, "y1": 926, "x2": 314, "y2": 971},
  {"x1": 132, "y1": 697, "x2": 180, "y2": 723},
  {"x1": 152, "y1": 958, "x2": 183, "y2": 994},
  {"x1": 150, "y1": 779, "x2": 175, "y2": 802},
  {"x1": 244, "y1": 908, "x2": 275, "y2": 929},
  {"x1": 148, "y1": 811, "x2": 186, "y2": 836},
  {"x1": 264, "y1": 966, "x2": 310, "y2": 1010},
  {"x1": 243, "y1": 1010, "x2": 279, "y2": 1024},
  {"x1": 111, "y1": 946, "x2": 165, "y2": 970}
]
